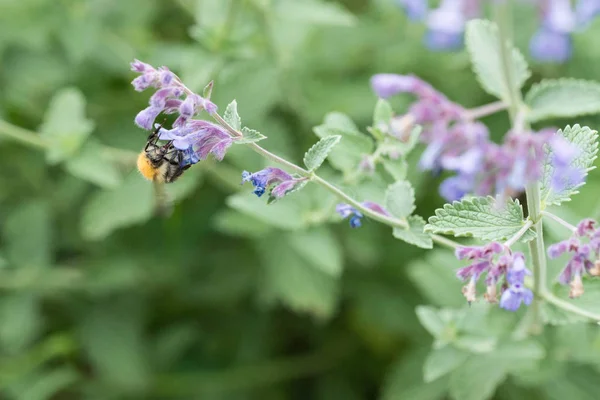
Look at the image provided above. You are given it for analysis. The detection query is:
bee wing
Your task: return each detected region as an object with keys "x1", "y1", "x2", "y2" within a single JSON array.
[{"x1": 153, "y1": 178, "x2": 173, "y2": 217}]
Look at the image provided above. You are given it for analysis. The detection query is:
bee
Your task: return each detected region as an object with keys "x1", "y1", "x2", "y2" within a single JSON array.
[
  {"x1": 136, "y1": 125, "x2": 194, "y2": 184},
  {"x1": 137, "y1": 125, "x2": 196, "y2": 216}
]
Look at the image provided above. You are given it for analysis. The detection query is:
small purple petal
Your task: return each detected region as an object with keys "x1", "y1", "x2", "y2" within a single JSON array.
[
  {"x1": 548, "y1": 240, "x2": 569, "y2": 258},
  {"x1": 131, "y1": 59, "x2": 154, "y2": 73},
  {"x1": 159, "y1": 68, "x2": 175, "y2": 86},
  {"x1": 530, "y1": 28, "x2": 572, "y2": 63},
  {"x1": 370, "y1": 74, "x2": 419, "y2": 98},
  {"x1": 361, "y1": 201, "x2": 389, "y2": 216},
  {"x1": 135, "y1": 106, "x2": 162, "y2": 130},
  {"x1": 150, "y1": 87, "x2": 182, "y2": 109},
  {"x1": 131, "y1": 74, "x2": 154, "y2": 92},
  {"x1": 179, "y1": 96, "x2": 196, "y2": 118},
  {"x1": 271, "y1": 180, "x2": 298, "y2": 198}
]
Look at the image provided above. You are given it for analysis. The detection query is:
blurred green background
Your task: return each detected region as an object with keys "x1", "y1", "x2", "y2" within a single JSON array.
[{"x1": 1, "y1": 0, "x2": 600, "y2": 399}]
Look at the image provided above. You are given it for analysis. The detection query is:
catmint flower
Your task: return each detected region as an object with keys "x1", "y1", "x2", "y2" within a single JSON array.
[
  {"x1": 158, "y1": 121, "x2": 233, "y2": 161},
  {"x1": 336, "y1": 204, "x2": 364, "y2": 228},
  {"x1": 131, "y1": 59, "x2": 216, "y2": 130},
  {"x1": 529, "y1": 28, "x2": 572, "y2": 63},
  {"x1": 576, "y1": 0, "x2": 600, "y2": 26},
  {"x1": 548, "y1": 136, "x2": 584, "y2": 193},
  {"x1": 455, "y1": 243, "x2": 533, "y2": 310},
  {"x1": 241, "y1": 167, "x2": 302, "y2": 198},
  {"x1": 548, "y1": 218, "x2": 600, "y2": 298},
  {"x1": 336, "y1": 201, "x2": 390, "y2": 228},
  {"x1": 370, "y1": 74, "x2": 420, "y2": 99},
  {"x1": 499, "y1": 253, "x2": 534, "y2": 311}
]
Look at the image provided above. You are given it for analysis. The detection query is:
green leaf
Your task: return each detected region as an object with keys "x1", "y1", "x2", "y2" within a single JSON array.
[
  {"x1": 80, "y1": 172, "x2": 154, "y2": 240},
  {"x1": 541, "y1": 125, "x2": 598, "y2": 207},
  {"x1": 303, "y1": 135, "x2": 341, "y2": 171},
  {"x1": 465, "y1": 19, "x2": 530, "y2": 102},
  {"x1": 313, "y1": 112, "x2": 373, "y2": 173},
  {"x1": 393, "y1": 215, "x2": 433, "y2": 249},
  {"x1": 226, "y1": 192, "x2": 309, "y2": 230},
  {"x1": 407, "y1": 250, "x2": 465, "y2": 307},
  {"x1": 236, "y1": 126, "x2": 267, "y2": 144},
  {"x1": 213, "y1": 210, "x2": 274, "y2": 238},
  {"x1": 3, "y1": 200, "x2": 51, "y2": 268},
  {"x1": 525, "y1": 79, "x2": 600, "y2": 122},
  {"x1": 0, "y1": 294, "x2": 41, "y2": 352},
  {"x1": 373, "y1": 98, "x2": 393, "y2": 125},
  {"x1": 223, "y1": 99, "x2": 241, "y2": 131},
  {"x1": 39, "y1": 87, "x2": 94, "y2": 164},
  {"x1": 11, "y1": 367, "x2": 78, "y2": 400},
  {"x1": 384, "y1": 180, "x2": 415, "y2": 219},
  {"x1": 425, "y1": 196, "x2": 535, "y2": 242},
  {"x1": 257, "y1": 234, "x2": 339, "y2": 319},
  {"x1": 287, "y1": 228, "x2": 343, "y2": 277},
  {"x1": 80, "y1": 299, "x2": 149, "y2": 391},
  {"x1": 275, "y1": 0, "x2": 356, "y2": 26},
  {"x1": 415, "y1": 306, "x2": 446, "y2": 337},
  {"x1": 449, "y1": 355, "x2": 507, "y2": 400},
  {"x1": 424, "y1": 346, "x2": 470, "y2": 383},
  {"x1": 382, "y1": 158, "x2": 408, "y2": 181},
  {"x1": 64, "y1": 140, "x2": 122, "y2": 188}
]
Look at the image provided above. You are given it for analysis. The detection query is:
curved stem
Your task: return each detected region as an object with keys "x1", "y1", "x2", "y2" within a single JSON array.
[
  {"x1": 463, "y1": 101, "x2": 507, "y2": 121},
  {"x1": 541, "y1": 290, "x2": 600, "y2": 322},
  {"x1": 0, "y1": 119, "x2": 48, "y2": 149}
]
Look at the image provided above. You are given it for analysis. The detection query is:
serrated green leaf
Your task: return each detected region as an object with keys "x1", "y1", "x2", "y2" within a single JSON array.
[
  {"x1": 236, "y1": 126, "x2": 266, "y2": 144},
  {"x1": 525, "y1": 79, "x2": 600, "y2": 122},
  {"x1": 393, "y1": 215, "x2": 433, "y2": 249},
  {"x1": 80, "y1": 172, "x2": 154, "y2": 240},
  {"x1": 541, "y1": 125, "x2": 598, "y2": 207},
  {"x1": 223, "y1": 99, "x2": 241, "y2": 131},
  {"x1": 385, "y1": 180, "x2": 415, "y2": 219},
  {"x1": 425, "y1": 196, "x2": 535, "y2": 242},
  {"x1": 415, "y1": 306, "x2": 446, "y2": 337},
  {"x1": 373, "y1": 98, "x2": 393, "y2": 125},
  {"x1": 313, "y1": 112, "x2": 373, "y2": 173},
  {"x1": 64, "y1": 140, "x2": 122, "y2": 188},
  {"x1": 465, "y1": 19, "x2": 530, "y2": 102},
  {"x1": 449, "y1": 355, "x2": 507, "y2": 400},
  {"x1": 39, "y1": 87, "x2": 94, "y2": 164},
  {"x1": 303, "y1": 135, "x2": 341, "y2": 171},
  {"x1": 424, "y1": 346, "x2": 470, "y2": 383}
]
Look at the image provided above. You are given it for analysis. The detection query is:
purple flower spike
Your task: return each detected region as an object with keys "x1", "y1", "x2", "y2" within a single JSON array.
[
  {"x1": 336, "y1": 204, "x2": 364, "y2": 228},
  {"x1": 242, "y1": 167, "x2": 295, "y2": 198},
  {"x1": 370, "y1": 74, "x2": 419, "y2": 98}
]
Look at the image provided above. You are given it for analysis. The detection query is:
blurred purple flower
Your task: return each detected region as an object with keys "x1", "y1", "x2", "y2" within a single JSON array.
[
  {"x1": 336, "y1": 204, "x2": 364, "y2": 228},
  {"x1": 576, "y1": 0, "x2": 600, "y2": 26},
  {"x1": 397, "y1": 0, "x2": 428, "y2": 20},
  {"x1": 529, "y1": 28, "x2": 572, "y2": 63},
  {"x1": 241, "y1": 167, "x2": 300, "y2": 198}
]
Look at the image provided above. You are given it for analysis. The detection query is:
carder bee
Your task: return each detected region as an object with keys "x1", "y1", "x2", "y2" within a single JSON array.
[
  {"x1": 136, "y1": 125, "x2": 195, "y2": 184},
  {"x1": 137, "y1": 124, "x2": 197, "y2": 216}
]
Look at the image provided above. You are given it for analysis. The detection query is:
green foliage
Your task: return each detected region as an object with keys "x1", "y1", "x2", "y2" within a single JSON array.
[
  {"x1": 525, "y1": 79, "x2": 600, "y2": 122},
  {"x1": 541, "y1": 125, "x2": 599, "y2": 207},
  {"x1": 1, "y1": 2, "x2": 600, "y2": 399},
  {"x1": 39, "y1": 87, "x2": 94, "y2": 164},
  {"x1": 303, "y1": 135, "x2": 341, "y2": 171},
  {"x1": 425, "y1": 196, "x2": 536, "y2": 242},
  {"x1": 385, "y1": 180, "x2": 415, "y2": 218},
  {"x1": 465, "y1": 19, "x2": 530, "y2": 102},
  {"x1": 223, "y1": 99, "x2": 242, "y2": 130}
]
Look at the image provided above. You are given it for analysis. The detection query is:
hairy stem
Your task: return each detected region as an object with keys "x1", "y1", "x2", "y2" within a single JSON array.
[
  {"x1": 504, "y1": 219, "x2": 533, "y2": 248},
  {"x1": 541, "y1": 291, "x2": 600, "y2": 322},
  {"x1": 464, "y1": 101, "x2": 507, "y2": 120},
  {"x1": 541, "y1": 210, "x2": 577, "y2": 232}
]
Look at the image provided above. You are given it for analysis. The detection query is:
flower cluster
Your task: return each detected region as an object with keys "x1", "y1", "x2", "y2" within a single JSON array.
[
  {"x1": 397, "y1": 0, "x2": 600, "y2": 63},
  {"x1": 548, "y1": 219, "x2": 600, "y2": 298},
  {"x1": 130, "y1": 60, "x2": 231, "y2": 164},
  {"x1": 371, "y1": 73, "x2": 583, "y2": 201},
  {"x1": 336, "y1": 201, "x2": 390, "y2": 228},
  {"x1": 242, "y1": 168, "x2": 304, "y2": 199},
  {"x1": 455, "y1": 242, "x2": 533, "y2": 311}
]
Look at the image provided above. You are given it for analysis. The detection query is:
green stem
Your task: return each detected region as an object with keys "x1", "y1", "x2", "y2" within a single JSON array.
[
  {"x1": 541, "y1": 210, "x2": 576, "y2": 233},
  {"x1": 541, "y1": 291, "x2": 600, "y2": 322},
  {"x1": 212, "y1": 112, "x2": 460, "y2": 249},
  {"x1": 504, "y1": 219, "x2": 533, "y2": 248},
  {"x1": 0, "y1": 119, "x2": 48, "y2": 149}
]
